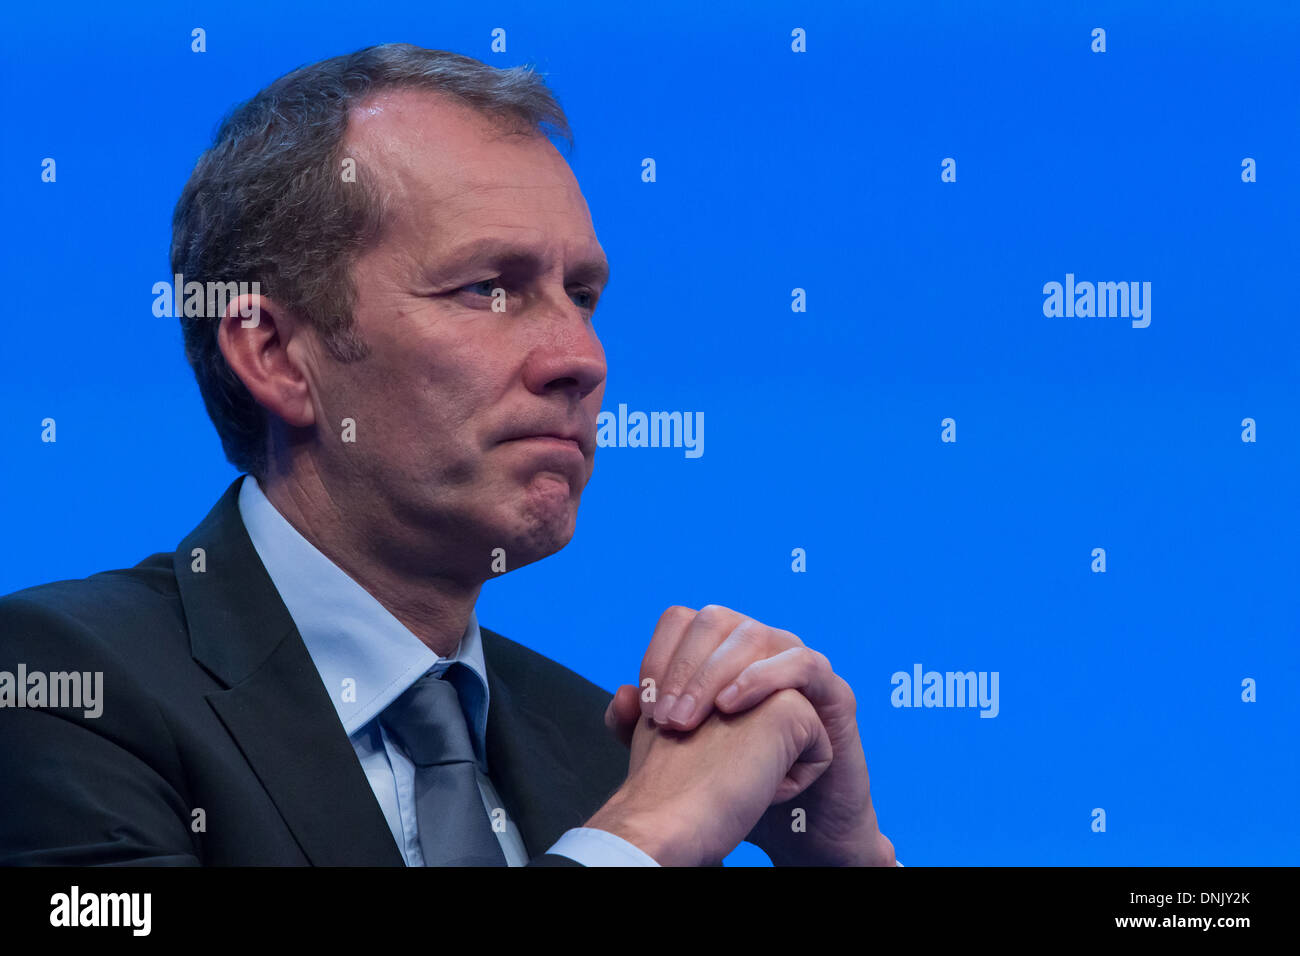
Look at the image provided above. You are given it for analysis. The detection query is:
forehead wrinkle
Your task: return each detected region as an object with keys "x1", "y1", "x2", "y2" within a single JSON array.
[{"x1": 341, "y1": 92, "x2": 599, "y2": 280}]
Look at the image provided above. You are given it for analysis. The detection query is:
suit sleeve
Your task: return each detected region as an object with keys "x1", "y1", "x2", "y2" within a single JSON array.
[
  {"x1": 525, "y1": 854, "x2": 584, "y2": 867},
  {"x1": 0, "y1": 598, "x2": 201, "y2": 866}
]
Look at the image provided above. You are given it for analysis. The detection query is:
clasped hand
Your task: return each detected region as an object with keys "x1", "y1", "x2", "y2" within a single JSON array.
[{"x1": 599, "y1": 604, "x2": 896, "y2": 867}]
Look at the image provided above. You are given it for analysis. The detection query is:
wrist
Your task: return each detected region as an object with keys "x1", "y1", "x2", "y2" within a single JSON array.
[
  {"x1": 585, "y1": 786, "x2": 702, "y2": 867},
  {"x1": 765, "y1": 821, "x2": 896, "y2": 867},
  {"x1": 856, "y1": 830, "x2": 897, "y2": 867}
]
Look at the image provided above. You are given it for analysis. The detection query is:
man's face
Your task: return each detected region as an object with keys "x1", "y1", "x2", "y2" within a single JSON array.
[{"x1": 305, "y1": 89, "x2": 609, "y2": 579}]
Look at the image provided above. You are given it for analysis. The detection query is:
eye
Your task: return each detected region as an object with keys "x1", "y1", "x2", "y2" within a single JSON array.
[
  {"x1": 460, "y1": 278, "x2": 500, "y2": 298},
  {"x1": 450, "y1": 280, "x2": 598, "y2": 313}
]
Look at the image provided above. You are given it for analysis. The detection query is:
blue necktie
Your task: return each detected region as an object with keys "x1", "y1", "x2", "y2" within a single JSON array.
[{"x1": 380, "y1": 662, "x2": 507, "y2": 866}]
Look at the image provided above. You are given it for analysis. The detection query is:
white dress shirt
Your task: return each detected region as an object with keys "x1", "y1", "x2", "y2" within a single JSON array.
[{"x1": 237, "y1": 475, "x2": 656, "y2": 867}]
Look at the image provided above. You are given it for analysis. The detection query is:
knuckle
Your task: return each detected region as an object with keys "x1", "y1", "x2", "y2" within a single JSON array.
[
  {"x1": 724, "y1": 668, "x2": 750, "y2": 694},
  {"x1": 727, "y1": 617, "x2": 765, "y2": 649},
  {"x1": 835, "y1": 674, "x2": 857, "y2": 709},
  {"x1": 773, "y1": 627, "x2": 805, "y2": 647},
  {"x1": 695, "y1": 604, "x2": 733, "y2": 627},
  {"x1": 664, "y1": 659, "x2": 699, "y2": 691},
  {"x1": 795, "y1": 647, "x2": 823, "y2": 679},
  {"x1": 639, "y1": 656, "x2": 668, "y2": 686},
  {"x1": 769, "y1": 686, "x2": 811, "y2": 715},
  {"x1": 658, "y1": 605, "x2": 694, "y2": 628}
]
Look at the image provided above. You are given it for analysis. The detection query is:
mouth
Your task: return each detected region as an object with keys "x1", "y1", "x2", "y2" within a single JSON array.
[
  {"x1": 498, "y1": 427, "x2": 592, "y2": 457},
  {"x1": 505, "y1": 434, "x2": 583, "y2": 453}
]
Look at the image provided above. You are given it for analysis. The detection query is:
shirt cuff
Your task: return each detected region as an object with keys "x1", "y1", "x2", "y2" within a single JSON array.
[
  {"x1": 896, "y1": 859, "x2": 904, "y2": 866},
  {"x1": 547, "y1": 827, "x2": 661, "y2": 866}
]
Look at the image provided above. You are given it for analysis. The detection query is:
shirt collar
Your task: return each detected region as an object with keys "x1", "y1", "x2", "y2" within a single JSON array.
[{"x1": 236, "y1": 475, "x2": 490, "y2": 769}]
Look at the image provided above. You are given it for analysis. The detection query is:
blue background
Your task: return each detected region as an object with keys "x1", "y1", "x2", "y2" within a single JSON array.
[{"x1": 1, "y1": 0, "x2": 1296, "y2": 865}]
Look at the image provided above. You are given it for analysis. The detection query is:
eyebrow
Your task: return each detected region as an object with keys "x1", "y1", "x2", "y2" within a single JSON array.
[{"x1": 433, "y1": 237, "x2": 611, "y2": 289}]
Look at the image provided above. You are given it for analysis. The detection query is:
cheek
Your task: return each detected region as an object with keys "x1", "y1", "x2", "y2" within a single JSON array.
[
  {"x1": 326, "y1": 360, "x2": 449, "y2": 470},
  {"x1": 394, "y1": 368, "x2": 500, "y2": 480},
  {"x1": 379, "y1": 341, "x2": 477, "y2": 426},
  {"x1": 354, "y1": 325, "x2": 519, "y2": 474}
]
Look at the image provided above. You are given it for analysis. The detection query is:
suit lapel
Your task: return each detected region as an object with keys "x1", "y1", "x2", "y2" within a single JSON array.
[
  {"x1": 481, "y1": 633, "x2": 592, "y2": 858},
  {"x1": 175, "y1": 476, "x2": 402, "y2": 866}
]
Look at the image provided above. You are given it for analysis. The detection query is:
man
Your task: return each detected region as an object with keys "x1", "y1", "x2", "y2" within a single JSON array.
[{"x1": 0, "y1": 43, "x2": 896, "y2": 867}]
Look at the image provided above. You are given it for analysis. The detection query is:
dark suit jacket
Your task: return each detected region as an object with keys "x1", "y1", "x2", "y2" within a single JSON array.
[{"x1": 0, "y1": 477, "x2": 630, "y2": 866}]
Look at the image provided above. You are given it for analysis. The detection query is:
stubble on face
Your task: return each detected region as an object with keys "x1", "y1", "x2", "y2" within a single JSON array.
[{"x1": 303, "y1": 89, "x2": 608, "y2": 585}]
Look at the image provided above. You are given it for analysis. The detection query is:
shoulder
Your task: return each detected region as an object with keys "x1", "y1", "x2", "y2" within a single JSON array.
[
  {"x1": 479, "y1": 625, "x2": 614, "y2": 711},
  {"x1": 0, "y1": 551, "x2": 187, "y2": 662}
]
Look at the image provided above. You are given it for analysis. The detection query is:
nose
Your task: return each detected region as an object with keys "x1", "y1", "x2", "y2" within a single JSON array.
[{"x1": 520, "y1": 300, "x2": 607, "y2": 401}]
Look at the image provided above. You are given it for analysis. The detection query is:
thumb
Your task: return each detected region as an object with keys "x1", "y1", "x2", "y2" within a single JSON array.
[
  {"x1": 772, "y1": 705, "x2": 833, "y2": 805},
  {"x1": 604, "y1": 684, "x2": 641, "y2": 749}
]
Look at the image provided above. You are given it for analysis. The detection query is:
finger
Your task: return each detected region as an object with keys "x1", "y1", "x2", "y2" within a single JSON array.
[
  {"x1": 714, "y1": 645, "x2": 839, "y2": 716},
  {"x1": 651, "y1": 604, "x2": 749, "y2": 726},
  {"x1": 637, "y1": 605, "x2": 696, "y2": 719},
  {"x1": 772, "y1": 705, "x2": 834, "y2": 806},
  {"x1": 604, "y1": 684, "x2": 641, "y2": 749},
  {"x1": 664, "y1": 619, "x2": 798, "y2": 731}
]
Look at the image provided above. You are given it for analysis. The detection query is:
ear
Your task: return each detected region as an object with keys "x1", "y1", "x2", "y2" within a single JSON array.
[{"x1": 216, "y1": 293, "x2": 318, "y2": 429}]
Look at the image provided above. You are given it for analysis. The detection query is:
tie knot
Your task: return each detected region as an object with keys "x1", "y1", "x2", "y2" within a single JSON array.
[{"x1": 381, "y1": 666, "x2": 477, "y2": 767}]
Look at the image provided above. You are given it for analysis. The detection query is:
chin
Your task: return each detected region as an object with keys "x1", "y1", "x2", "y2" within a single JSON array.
[
  {"x1": 503, "y1": 484, "x2": 580, "y2": 567},
  {"x1": 501, "y1": 520, "x2": 575, "y2": 571}
]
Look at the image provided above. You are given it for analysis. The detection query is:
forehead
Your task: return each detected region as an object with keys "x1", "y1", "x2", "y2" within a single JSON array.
[{"x1": 345, "y1": 88, "x2": 597, "y2": 253}]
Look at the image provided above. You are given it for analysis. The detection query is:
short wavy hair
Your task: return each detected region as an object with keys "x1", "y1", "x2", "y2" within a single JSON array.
[{"x1": 170, "y1": 43, "x2": 573, "y2": 478}]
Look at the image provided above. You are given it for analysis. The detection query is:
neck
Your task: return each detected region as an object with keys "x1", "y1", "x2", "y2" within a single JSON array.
[{"x1": 256, "y1": 469, "x2": 483, "y2": 660}]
